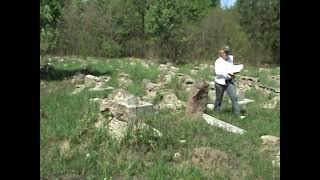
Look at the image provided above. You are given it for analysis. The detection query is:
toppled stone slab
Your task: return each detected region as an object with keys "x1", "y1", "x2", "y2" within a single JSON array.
[
  {"x1": 238, "y1": 98, "x2": 255, "y2": 105},
  {"x1": 202, "y1": 114, "x2": 246, "y2": 134},
  {"x1": 88, "y1": 86, "x2": 114, "y2": 92}
]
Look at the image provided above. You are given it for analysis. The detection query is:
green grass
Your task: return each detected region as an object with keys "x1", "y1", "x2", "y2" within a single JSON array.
[{"x1": 41, "y1": 56, "x2": 279, "y2": 179}]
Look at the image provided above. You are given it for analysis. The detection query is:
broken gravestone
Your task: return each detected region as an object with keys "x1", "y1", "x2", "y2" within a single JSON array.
[
  {"x1": 99, "y1": 89, "x2": 153, "y2": 123},
  {"x1": 186, "y1": 80, "x2": 209, "y2": 118}
]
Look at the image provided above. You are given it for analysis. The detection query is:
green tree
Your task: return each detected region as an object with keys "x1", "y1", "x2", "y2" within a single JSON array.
[{"x1": 237, "y1": 0, "x2": 280, "y2": 64}]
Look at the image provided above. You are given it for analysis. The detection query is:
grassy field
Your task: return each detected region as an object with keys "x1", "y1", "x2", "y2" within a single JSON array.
[{"x1": 40, "y1": 56, "x2": 280, "y2": 179}]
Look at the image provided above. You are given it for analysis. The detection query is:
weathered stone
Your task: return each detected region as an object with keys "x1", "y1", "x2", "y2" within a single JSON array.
[
  {"x1": 238, "y1": 98, "x2": 255, "y2": 105},
  {"x1": 108, "y1": 118, "x2": 128, "y2": 141},
  {"x1": 108, "y1": 89, "x2": 139, "y2": 106},
  {"x1": 71, "y1": 73, "x2": 85, "y2": 84},
  {"x1": 173, "y1": 152, "x2": 182, "y2": 162},
  {"x1": 158, "y1": 92, "x2": 183, "y2": 110},
  {"x1": 84, "y1": 75, "x2": 99, "y2": 87},
  {"x1": 134, "y1": 123, "x2": 162, "y2": 137},
  {"x1": 209, "y1": 81, "x2": 215, "y2": 90},
  {"x1": 186, "y1": 80, "x2": 209, "y2": 117},
  {"x1": 71, "y1": 85, "x2": 85, "y2": 95},
  {"x1": 164, "y1": 74, "x2": 173, "y2": 84},
  {"x1": 199, "y1": 63, "x2": 209, "y2": 70},
  {"x1": 100, "y1": 89, "x2": 153, "y2": 122},
  {"x1": 261, "y1": 135, "x2": 280, "y2": 146},
  {"x1": 208, "y1": 89, "x2": 216, "y2": 102},
  {"x1": 88, "y1": 86, "x2": 114, "y2": 92},
  {"x1": 59, "y1": 140, "x2": 70, "y2": 154},
  {"x1": 190, "y1": 70, "x2": 198, "y2": 75},
  {"x1": 95, "y1": 113, "x2": 108, "y2": 128},
  {"x1": 145, "y1": 82, "x2": 161, "y2": 92},
  {"x1": 206, "y1": 104, "x2": 214, "y2": 111}
]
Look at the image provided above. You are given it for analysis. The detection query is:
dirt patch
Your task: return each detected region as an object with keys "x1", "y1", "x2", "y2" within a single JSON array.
[
  {"x1": 59, "y1": 139, "x2": 70, "y2": 154},
  {"x1": 42, "y1": 173, "x2": 85, "y2": 180},
  {"x1": 179, "y1": 147, "x2": 252, "y2": 179}
]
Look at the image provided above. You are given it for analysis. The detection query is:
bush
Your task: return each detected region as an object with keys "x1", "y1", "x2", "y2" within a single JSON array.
[{"x1": 101, "y1": 41, "x2": 122, "y2": 58}]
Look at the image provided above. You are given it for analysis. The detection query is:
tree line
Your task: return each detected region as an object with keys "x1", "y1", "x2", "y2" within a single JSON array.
[{"x1": 41, "y1": 0, "x2": 279, "y2": 65}]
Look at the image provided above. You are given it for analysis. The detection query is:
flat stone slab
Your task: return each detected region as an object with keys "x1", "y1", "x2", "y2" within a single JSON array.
[
  {"x1": 238, "y1": 98, "x2": 255, "y2": 105},
  {"x1": 202, "y1": 113, "x2": 246, "y2": 134},
  {"x1": 88, "y1": 86, "x2": 114, "y2": 91}
]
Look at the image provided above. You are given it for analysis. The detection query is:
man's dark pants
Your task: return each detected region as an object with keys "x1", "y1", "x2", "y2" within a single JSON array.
[{"x1": 213, "y1": 79, "x2": 240, "y2": 116}]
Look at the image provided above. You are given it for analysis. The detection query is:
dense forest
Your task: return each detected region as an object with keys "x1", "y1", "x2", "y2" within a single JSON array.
[{"x1": 40, "y1": 0, "x2": 279, "y2": 65}]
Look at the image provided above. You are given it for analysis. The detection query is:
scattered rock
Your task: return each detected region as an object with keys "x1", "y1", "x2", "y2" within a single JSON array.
[
  {"x1": 190, "y1": 70, "x2": 198, "y2": 75},
  {"x1": 199, "y1": 63, "x2": 209, "y2": 70},
  {"x1": 71, "y1": 85, "x2": 85, "y2": 95},
  {"x1": 94, "y1": 113, "x2": 111, "y2": 128},
  {"x1": 145, "y1": 82, "x2": 161, "y2": 92},
  {"x1": 118, "y1": 73, "x2": 133, "y2": 87},
  {"x1": 70, "y1": 73, "x2": 85, "y2": 84},
  {"x1": 261, "y1": 135, "x2": 280, "y2": 147},
  {"x1": 107, "y1": 89, "x2": 139, "y2": 106},
  {"x1": 207, "y1": 104, "x2": 214, "y2": 110},
  {"x1": 173, "y1": 152, "x2": 182, "y2": 162},
  {"x1": 134, "y1": 123, "x2": 162, "y2": 137},
  {"x1": 186, "y1": 80, "x2": 209, "y2": 118},
  {"x1": 208, "y1": 81, "x2": 215, "y2": 90},
  {"x1": 164, "y1": 74, "x2": 173, "y2": 84},
  {"x1": 108, "y1": 118, "x2": 128, "y2": 141},
  {"x1": 208, "y1": 89, "x2": 216, "y2": 102},
  {"x1": 84, "y1": 75, "x2": 99, "y2": 87},
  {"x1": 59, "y1": 140, "x2": 70, "y2": 154},
  {"x1": 260, "y1": 135, "x2": 280, "y2": 160},
  {"x1": 263, "y1": 95, "x2": 280, "y2": 109},
  {"x1": 178, "y1": 74, "x2": 194, "y2": 92},
  {"x1": 158, "y1": 92, "x2": 183, "y2": 110}
]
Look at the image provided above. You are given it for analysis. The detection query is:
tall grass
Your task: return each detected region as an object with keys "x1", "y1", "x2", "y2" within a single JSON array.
[{"x1": 41, "y1": 56, "x2": 279, "y2": 179}]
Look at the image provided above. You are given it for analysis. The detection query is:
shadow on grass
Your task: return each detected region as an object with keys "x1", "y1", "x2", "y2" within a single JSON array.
[{"x1": 40, "y1": 64, "x2": 113, "y2": 81}]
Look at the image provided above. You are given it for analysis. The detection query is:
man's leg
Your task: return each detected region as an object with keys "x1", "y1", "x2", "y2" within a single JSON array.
[
  {"x1": 226, "y1": 82, "x2": 240, "y2": 116},
  {"x1": 214, "y1": 82, "x2": 225, "y2": 112}
]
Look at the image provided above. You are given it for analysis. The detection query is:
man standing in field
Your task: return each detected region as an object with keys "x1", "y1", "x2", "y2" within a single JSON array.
[{"x1": 213, "y1": 48, "x2": 244, "y2": 119}]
